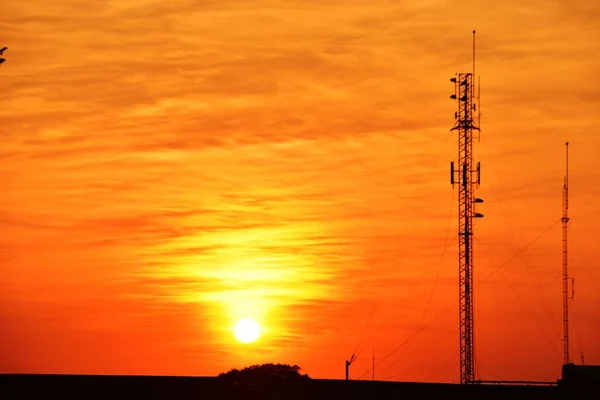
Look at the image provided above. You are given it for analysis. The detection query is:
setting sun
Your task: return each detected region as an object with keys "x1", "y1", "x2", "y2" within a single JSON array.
[{"x1": 234, "y1": 318, "x2": 260, "y2": 344}]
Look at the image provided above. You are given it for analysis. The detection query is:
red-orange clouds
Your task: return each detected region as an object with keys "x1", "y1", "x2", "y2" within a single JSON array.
[{"x1": 1, "y1": 0, "x2": 599, "y2": 382}]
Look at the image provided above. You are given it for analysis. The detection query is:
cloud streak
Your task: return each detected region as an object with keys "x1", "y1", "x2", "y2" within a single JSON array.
[{"x1": 1, "y1": 0, "x2": 599, "y2": 382}]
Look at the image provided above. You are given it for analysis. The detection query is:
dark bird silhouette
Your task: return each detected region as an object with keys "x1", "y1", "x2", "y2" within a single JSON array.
[{"x1": 0, "y1": 46, "x2": 6, "y2": 65}]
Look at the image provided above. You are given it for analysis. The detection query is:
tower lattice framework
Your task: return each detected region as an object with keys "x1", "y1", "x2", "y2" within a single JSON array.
[
  {"x1": 450, "y1": 72, "x2": 482, "y2": 384},
  {"x1": 562, "y1": 141, "x2": 571, "y2": 366}
]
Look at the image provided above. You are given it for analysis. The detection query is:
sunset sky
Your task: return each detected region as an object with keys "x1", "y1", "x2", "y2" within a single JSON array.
[{"x1": 1, "y1": 0, "x2": 599, "y2": 383}]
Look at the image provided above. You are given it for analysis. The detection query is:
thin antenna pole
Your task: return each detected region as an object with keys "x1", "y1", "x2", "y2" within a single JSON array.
[
  {"x1": 566, "y1": 142, "x2": 569, "y2": 188},
  {"x1": 473, "y1": 31, "x2": 481, "y2": 139},
  {"x1": 472, "y1": 30, "x2": 476, "y2": 78},
  {"x1": 562, "y1": 141, "x2": 570, "y2": 365},
  {"x1": 372, "y1": 349, "x2": 375, "y2": 381}
]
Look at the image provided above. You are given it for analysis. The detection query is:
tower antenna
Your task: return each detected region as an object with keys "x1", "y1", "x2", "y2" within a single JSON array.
[
  {"x1": 472, "y1": 31, "x2": 481, "y2": 137},
  {"x1": 562, "y1": 141, "x2": 571, "y2": 365},
  {"x1": 472, "y1": 30, "x2": 476, "y2": 78},
  {"x1": 449, "y1": 31, "x2": 483, "y2": 384}
]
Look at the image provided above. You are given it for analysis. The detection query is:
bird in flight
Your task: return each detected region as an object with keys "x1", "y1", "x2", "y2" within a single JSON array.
[{"x1": 0, "y1": 47, "x2": 7, "y2": 65}]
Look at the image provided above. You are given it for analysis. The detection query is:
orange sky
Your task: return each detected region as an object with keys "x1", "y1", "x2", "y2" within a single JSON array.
[{"x1": 1, "y1": 0, "x2": 599, "y2": 383}]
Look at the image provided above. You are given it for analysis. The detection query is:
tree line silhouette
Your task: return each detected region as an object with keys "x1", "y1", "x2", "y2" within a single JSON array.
[{"x1": 217, "y1": 363, "x2": 311, "y2": 384}]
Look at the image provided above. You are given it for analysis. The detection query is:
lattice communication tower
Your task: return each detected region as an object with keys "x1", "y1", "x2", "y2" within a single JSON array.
[{"x1": 449, "y1": 31, "x2": 483, "y2": 385}]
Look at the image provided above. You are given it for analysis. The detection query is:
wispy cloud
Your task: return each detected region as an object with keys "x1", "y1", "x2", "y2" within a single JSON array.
[{"x1": 1, "y1": 0, "x2": 599, "y2": 381}]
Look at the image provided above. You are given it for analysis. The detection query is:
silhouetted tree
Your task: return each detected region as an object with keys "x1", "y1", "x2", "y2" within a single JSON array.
[{"x1": 217, "y1": 363, "x2": 311, "y2": 384}]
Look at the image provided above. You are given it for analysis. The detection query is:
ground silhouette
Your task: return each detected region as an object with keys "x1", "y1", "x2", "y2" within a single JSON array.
[{"x1": 217, "y1": 363, "x2": 311, "y2": 384}]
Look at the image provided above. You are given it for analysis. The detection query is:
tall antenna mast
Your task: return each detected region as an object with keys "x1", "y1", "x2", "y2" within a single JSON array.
[
  {"x1": 562, "y1": 141, "x2": 571, "y2": 365},
  {"x1": 449, "y1": 30, "x2": 484, "y2": 384}
]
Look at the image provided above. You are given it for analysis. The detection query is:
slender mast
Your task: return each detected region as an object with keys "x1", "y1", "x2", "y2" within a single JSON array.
[
  {"x1": 372, "y1": 349, "x2": 375, "y2": 381},
  {"x1": 562, "y1": 142, "x2": 570, "y2": 365}
]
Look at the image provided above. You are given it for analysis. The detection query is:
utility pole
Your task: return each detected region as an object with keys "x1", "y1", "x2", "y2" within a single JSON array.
[
  {"x1": 449, "y1": 30, "x2": 483, "y2": 384},
  {"x1": 345, "y1": 354, "x2": 356, "y2": 381},
  {"x1": 372, "y1": 349, "x2": 375, "y2": 381}
]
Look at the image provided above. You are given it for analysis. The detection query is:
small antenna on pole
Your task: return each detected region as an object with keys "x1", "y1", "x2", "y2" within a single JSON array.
[
  {"x1": 472, "y1": 30, "x2": 476, "y2": 78},
  {"x1": 566, "y1": 141, "x2": 569, "y2": 190},
  {"x1": 472, "y1": 30, "x2": 481, "y2": 139}
]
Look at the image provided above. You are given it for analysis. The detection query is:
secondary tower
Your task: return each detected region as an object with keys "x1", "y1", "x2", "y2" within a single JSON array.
[
  {"x1": 449, "y1": 31, "x2": 483, "y2": 384},
  {"x1": 562, "y1": 141, "x2": 571, "y2": 365}
]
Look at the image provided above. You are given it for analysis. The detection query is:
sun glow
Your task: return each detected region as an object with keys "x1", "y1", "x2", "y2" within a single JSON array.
[{"x1": 234, "y1": 318, "x2": 261, "y2": 344}]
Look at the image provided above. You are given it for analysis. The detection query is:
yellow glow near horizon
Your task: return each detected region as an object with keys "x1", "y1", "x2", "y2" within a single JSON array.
[
  {"x1": 234, "y1": 318, "x2": 261, "y2": 344},
  {"x1": 3, "y1": 0, "x2": 600, "y2": 383}
]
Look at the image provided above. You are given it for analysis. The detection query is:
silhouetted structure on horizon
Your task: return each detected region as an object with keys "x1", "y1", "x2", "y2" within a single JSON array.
[
  {"x1": 217, "y1": 363, "x2": 310, "y2": 384},
  {"x1": 448, "y1": 29, "x2": 483, "y2": 385},
  {"x1": 1, "y1": 373, "x2": 598, "y2": 400}
]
